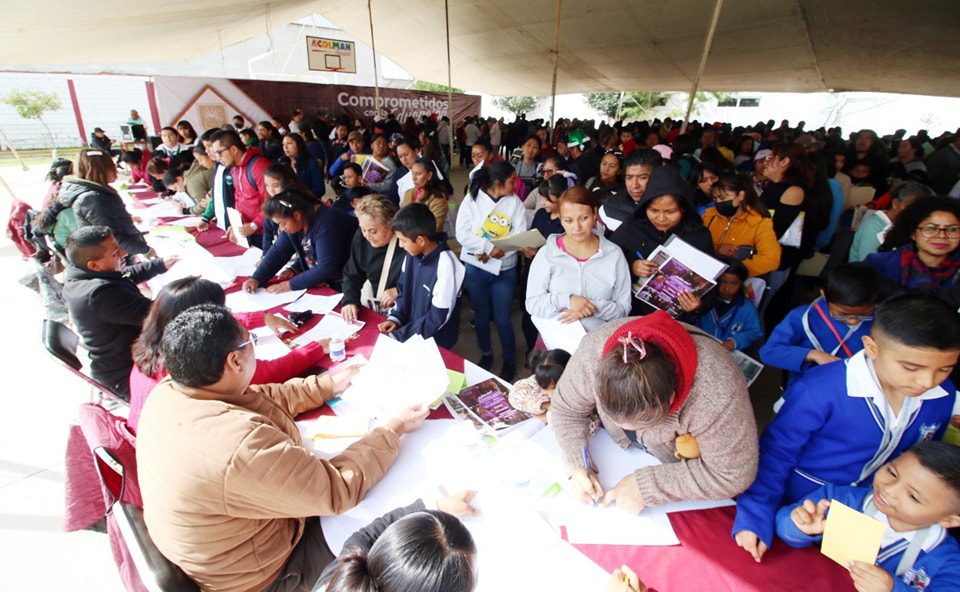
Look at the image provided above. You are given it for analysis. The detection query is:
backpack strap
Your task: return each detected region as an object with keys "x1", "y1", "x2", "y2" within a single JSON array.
[{"x1": 245, "y1": 154, "x2": 263, "y2": 188}]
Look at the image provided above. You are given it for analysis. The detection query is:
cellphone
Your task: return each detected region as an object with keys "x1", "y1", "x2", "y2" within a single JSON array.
[
  {"x1": 288, "y1": 310, "x2": 314, "y2": 327},
  {"x1": 733, "y1": 245, "x2": 756, "y2": 261}
]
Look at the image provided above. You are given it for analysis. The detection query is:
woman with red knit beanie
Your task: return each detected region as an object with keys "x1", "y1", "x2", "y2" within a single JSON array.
[{"x1": 548, "y1": 311, "x2": 759, "y2": 514}]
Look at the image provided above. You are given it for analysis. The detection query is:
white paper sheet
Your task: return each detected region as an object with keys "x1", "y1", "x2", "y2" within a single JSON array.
[
  {"x1": 171, "y1": 191, "x2": 196, "y2": 208},
  {"x1": 225, "y1": 288, "x2": 307, "y2": 313},
  {"x1": 250, "y1": 326, "x2": 292, "y2": 361},
  {"x1": 337, "y1": 334, "x2": 449, "y2": 418},
  {"x1": 463, "y1": 360, "x2": 513, "y2": 390},
  {"x1": 139, "y1": 200, "x2": 184, "y2": 220},
  {"x1": 284, "y1": 293, "x2": 343, "y2": 315},
  {"x1": 531, "y1": 315, "x2": 587, "y2": 355},
  {"x1": 459, "y1": 250, "x2": 503, "y2": 275},
  {"x1": 161, "y1": 216, "x2": 203, "y2": 228},
  {"x1": 490, "y1": 229, "x2": 547, "y2": 251},
  {"x1": 290, "y1": 312, "x2": 364, "y2": 346},
  {"x1": 144, "y1": 234, "x2": 235, "y2": 294},
  {"x1": 213, "y1": 248, "x2": 262, "y2": 279},
  {"x1": 225, "y1": 207, "x2": 248, "y2": 248}
]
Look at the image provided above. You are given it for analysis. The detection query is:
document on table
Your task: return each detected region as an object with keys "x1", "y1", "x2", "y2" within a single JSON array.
[
  {"x1": 284, "y1": 292, "x2": 343, "y2": 315},
  {"x1": 250, "y1": 326, "x2": 292, "y2": 361},
  {"x1": 459, "y1": 250, "x2": 503, "y2": 275},
  {"x1": 532, "y1": 315, "x2": 587, "y2": 355},
  {"x1": 491, "y1": 229, "x2": 547, "y2": 251},
  {"x1": 140, "y1": 200, "x2": 184, "y2": 220},
  {"x1": 225, "y1": 208, "x2": 248, "y2": 247},
  {"x1": 170, "y1": 191, "x2": 196, "y2": 209},
  {"x1": 337, "y1": 334, "x2": 449, "y2": 418},
  {"x1": 160, "y1": 216, "x2": 203, "y2": 228},
  {"x1": 821, "y1": 500, "x2": 885, "y2": 568},
  {"x1": 225, "y1": 288, "x2": 307, "y2": 313},
  {"x1": 213, "y1": 248, "x2": 262, "y2": 279},
  {"x1": 290, "y1": 312, "x2": 364, "y2": 347}
]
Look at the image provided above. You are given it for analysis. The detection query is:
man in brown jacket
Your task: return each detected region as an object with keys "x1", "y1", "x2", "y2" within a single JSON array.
[
  {"x1": 136, "y1": 304, "x2": 427, "y2": 592},
  {"x1": 549, "y1": 312, "x2": 759, "y2": 514}
]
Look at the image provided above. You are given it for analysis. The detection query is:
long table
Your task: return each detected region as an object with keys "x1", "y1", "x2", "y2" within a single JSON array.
[{"x1": 129, "y1": 184, "x2": 856, "y2": 592}]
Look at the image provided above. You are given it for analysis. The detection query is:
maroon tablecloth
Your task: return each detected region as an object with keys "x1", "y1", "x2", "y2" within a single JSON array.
[{"x1": 187, "y1": 221, "x2": 853, "y2": 592}]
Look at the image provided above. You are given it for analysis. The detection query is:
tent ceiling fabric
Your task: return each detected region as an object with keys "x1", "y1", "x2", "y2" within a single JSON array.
[
  {"x1": 316, "y1": 0, "x2": 960, "y2": 97},
  {"x1": 0, "y1": 0, "x2": 318, "y2": 65},
  {"x1": 0, "y1": 1, "x2": 957, "y2": 97}
]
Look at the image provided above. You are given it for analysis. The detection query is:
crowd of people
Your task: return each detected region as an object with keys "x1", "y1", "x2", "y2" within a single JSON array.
[{"x1": 13, "y1": 107, "x2": 960, "y2": 592}]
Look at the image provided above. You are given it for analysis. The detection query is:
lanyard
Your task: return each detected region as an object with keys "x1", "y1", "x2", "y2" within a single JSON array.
[
  {"x1": 801, "y1": 298, "x2": 859, "y2": 358},
  {"x1": 863, "y1": 496, "x2": 933, "y2": 576},
  {"x1": 813, "y1": 302, "x2": 855, "y2": 358}
]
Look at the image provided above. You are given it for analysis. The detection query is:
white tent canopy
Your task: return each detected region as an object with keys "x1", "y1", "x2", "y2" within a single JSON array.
[{"x1": 1, "y1": 1, "x2": 958, "y2": 97}]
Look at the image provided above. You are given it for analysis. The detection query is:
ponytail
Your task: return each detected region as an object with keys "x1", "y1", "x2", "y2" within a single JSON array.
[
  {"x1": 325, "y1": 550, "x2": 378, "y2": 592},
  {"x1": 469, "y1": 159, "x2": 514, "y2": 200},
  {"x1": 597, "y1": 338, "x2": 676, "y2": 424}
]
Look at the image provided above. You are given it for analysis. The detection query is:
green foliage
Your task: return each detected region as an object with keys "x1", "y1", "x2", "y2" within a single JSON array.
[
  {"x1": 585, "y1": 91, "x2": 670, "y2": 121},
  {"x1": 584, "y1": 93, "x2": 622, "y2": 118},
  {"x1": 2, "y1": 89, "x2": 62, "y2": 121},
  {"x1": 411, "y1": 80, "x2": 464, "y2": 94},
  {"x1": 494, "y1": 95, "x2": 539, "y2": 115}
]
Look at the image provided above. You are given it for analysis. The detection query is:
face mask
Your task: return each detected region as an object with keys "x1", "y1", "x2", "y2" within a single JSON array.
[{"x1": 715, "y1": 200, "x2": 738, "y2": 217}]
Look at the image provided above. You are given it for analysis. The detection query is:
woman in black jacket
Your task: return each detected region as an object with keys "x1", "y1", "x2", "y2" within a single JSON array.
[
  {"x1": 56, "y1": 148, "x2": 149, "y2": 256},
  {"x1": 609, "y1": 164, "x2": 716, "y2": 317}
]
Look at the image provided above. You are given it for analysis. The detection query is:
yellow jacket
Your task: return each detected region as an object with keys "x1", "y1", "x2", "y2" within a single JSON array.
[
  {"x1": 702, "y1": 207, "x2": 781, "y2": 277},
  {"x1": 402, "y1": 187, "x2": 449, "y2": 232}
]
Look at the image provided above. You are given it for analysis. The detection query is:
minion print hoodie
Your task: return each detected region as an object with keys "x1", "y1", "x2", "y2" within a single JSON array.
[{"x1": 455, "y1": 187, "x2": 529, "y2": 272}]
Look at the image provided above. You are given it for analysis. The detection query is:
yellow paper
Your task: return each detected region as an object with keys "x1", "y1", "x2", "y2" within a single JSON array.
[
  {"x1": 821, "y1": 499, "x2": 885, "y2": 568},
  {"x1": 309, "y1": 416, "x2": 370, "y2": 439},
  {"x1": 446, "y1": 369, "x2": 467, "y2": 395}
]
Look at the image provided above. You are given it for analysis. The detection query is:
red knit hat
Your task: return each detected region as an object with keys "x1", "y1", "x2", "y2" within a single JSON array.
[{"x1": 600, "y1": 311, "x2": 699, "y2": 414}]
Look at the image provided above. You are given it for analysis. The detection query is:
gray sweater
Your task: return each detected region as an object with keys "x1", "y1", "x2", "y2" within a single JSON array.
[{"x1": 548, "y1": 317, "x2": 759, "y2": 506}]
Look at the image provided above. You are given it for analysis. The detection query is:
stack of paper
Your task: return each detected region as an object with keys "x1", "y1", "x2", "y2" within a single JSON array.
[
  {"x1": 290, "y1": 312, "x2": 364, "y2": 346},
  {"x1": 250, "y1": 326, "x2": 292, "y2": 361},
  {"x1": 225, "y1": 289, "x2": 307, "y2": 313},
  {"x1": 337, "y1": 334, "x2": 449, "y2": 418},
  {"x1": 145, "y1": 234, "x2": 236, "y2": 294},
  {"x1": 531, "y1": 315, "x2": 587, "y2": 355}
]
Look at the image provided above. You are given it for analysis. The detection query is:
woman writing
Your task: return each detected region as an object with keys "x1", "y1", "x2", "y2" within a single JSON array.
[
  {"x1": 128, "y1": 277, "x2": 328, "y2": 430},
  {"x1": 402, "y1": 158, "x2": 449, "y2": 232},
  {"x1": 549, "y1": 312, "x2": 758, "y2": 514},
  {"x1": 340, "y1": 195, "x2": 407, "y2": 323},
  {"x1": 456, "y1": 160, "x2": 529, "y2": 382},
  {"x1": 243, "y1": 190, "x2": 358, "y2": 293},
  {"x1": 526, "y1": 187, "x2": 631, "y2": 330},
  {"x1": 281, "y1": 132, "x2": 326, "y2": 197},
  {"x1": 701, "y1": 173, "x2": 781, "y2": 277}
]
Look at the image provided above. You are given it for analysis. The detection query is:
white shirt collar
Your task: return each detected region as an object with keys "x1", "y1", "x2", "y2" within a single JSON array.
[
  {"x1": 866, "y1": 500, "x2": 945, "y2": 553},
  {"x1": 845, "y1": 351, "x2": 949, "y2": 402}
]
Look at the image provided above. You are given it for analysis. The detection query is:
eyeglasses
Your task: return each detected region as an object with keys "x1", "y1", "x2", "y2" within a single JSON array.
[
  {"x1": 214, "y1": 148, "x2": 230, "y2": 156},
  {"x1": 917, "y1": 225, "x2": 960, "y2": 238},
  {"x1": 830, "y1": 313, "x2": 874, "y2": 323},
  {"x1": 235, "y1": 333, "x2": 259, "y2": 351},
  {"x1": 542, "y1": 168, "x2": 557, "y2": 175}
]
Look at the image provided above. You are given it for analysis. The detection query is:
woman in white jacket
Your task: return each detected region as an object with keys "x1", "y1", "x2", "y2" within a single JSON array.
[
  {"x1": 526, "y1": 186, "x2": 632, "y2": 332},
  {"x1": 456, "y1": 160, "x2": 529, "y2": 381}
]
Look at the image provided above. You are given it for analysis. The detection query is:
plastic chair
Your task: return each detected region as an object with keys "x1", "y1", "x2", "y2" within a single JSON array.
[
  {"x1": 42, "y1": 319, "x2": 126, "y2": 401},
  {"x1": 93, "y1": 447, "x2": 199, "y2": 592}
]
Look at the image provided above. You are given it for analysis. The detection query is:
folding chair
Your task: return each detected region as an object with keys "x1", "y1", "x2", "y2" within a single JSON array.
[
  {"x1": 92, "y1": 447, "x2": 199, "y2": 592},
  {"x1": 42, "y1": 319, "x2": 127, "y2": 403}
]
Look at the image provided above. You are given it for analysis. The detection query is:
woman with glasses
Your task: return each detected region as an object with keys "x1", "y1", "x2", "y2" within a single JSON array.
[
  {"x1": 243, "y1": 190, "x2": 358, "y2": 294},
  {"x1": 701, "y1": 173, "x2": 781, "y2": 277},
  {"x1": 585, "y1": 149, "x2": 624, "y2": 205},
  {"x1": 866, "y1": 196, "x2": 960, "y2": 291},
  {"x1": 127, "y1": 277, "x2": 330, "y2": 431}
]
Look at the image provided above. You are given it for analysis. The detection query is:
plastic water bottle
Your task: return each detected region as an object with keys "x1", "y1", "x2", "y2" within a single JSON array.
[{"x1": 329, "y1": 336, "x2": 346, "y2": 362}]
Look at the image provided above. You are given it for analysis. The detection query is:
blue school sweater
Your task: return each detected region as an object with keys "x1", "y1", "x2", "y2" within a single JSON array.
[
  {"x1": 694, "y1": 294, "x2": 763, "y2": 351},
  {"x1": 776, "y1": 484, "x2": 960, "y2": 592},
  {"x1": 252, "y1": 206, "x2": 358, "y2": 290},
  {"x1": 759, "y1": 297, "x2": 872, "y2": 383},
  {"x1": 732, "y1": 351, "x2": 954, "y2": 548},
  {"x1": 387, "y1": 237, "x2": 465, "y2": 350}
]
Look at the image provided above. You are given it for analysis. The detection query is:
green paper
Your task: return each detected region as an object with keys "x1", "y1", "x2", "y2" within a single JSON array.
[
  {"x1": 446, "y1": 369, "x2": 467, "y2": 394},
  {"x1": 944, "y1": 424, "x2": 960, "y2": 447}
]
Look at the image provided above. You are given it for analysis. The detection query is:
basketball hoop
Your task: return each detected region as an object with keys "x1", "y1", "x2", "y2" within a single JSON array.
[{"x1": 325, "y1": 66, "x2": 344, "y2": 73}]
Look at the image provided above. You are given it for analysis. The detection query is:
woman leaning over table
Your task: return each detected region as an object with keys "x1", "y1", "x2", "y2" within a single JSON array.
[
  {"x1": 548, "y1": 311, "x2": 758, "y2": 514},
  {"x1": 526, "y1": 186, "x2": 631, "y2": 331},
  {"x1": 242, "y1": 190, "x2": 357, "y2": 294},
  {"x1": 701, "y1": 173, "x2": 781, "y2": 277},
  {"x1": 340, "y1": 195, "x2": 407, "y2": 324},
  {"x1": 127, "y1": 277, "x2": 328, "y2": 431},
  {"x1": 455, "y1": 159, "x2": 529, "y2": 382}
]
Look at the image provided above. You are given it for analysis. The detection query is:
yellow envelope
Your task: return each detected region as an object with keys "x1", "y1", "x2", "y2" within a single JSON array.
[{"x1": 821, "y1": 499, "x2": 885, "y2": 568}]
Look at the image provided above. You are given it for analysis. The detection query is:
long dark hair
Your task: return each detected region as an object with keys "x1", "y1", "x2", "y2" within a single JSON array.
[
  {"x1": 468, "y1": 159, "x2": 515, "y2": 200},
  {"x1": 325, "y1": 510, "x2": 476, "y2": 592},
  {"x1": 713, "y1": 173, "x2": 769, "y2": 217},
  {"x1": 412, "y1": 158, "x2": 446, "y2": 197},
  {"x1": 772, "y1": 143, "x2": 832, "y2": 241},
  {"x1": 262, "y1": 189, "x2": 319, "y2": 219},
  {"x1": 132, "y1": 277, "x2": 226, "y2": 377},
  {"x1": 880, "y1": 196, "x2": 960, "y2": 252}
]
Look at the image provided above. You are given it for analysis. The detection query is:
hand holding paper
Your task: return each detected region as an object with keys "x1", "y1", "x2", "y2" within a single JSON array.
[{"x1": 820, "y1": 500, "x2": 885, "y2": 569}]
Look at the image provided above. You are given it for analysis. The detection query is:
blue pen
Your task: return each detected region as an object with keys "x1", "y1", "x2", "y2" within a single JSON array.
[
  {"x1": 581, "y1": 445, "x2": 590, "y2": 470},
  {"x1": 635, "y1": 250, "x2": 644, "y2": 260}
]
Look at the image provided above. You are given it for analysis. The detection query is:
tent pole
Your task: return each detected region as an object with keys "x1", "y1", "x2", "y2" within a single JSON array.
[
  {"x1": 680, "y1": 0, "x2": 724, "y2": 134},
  {"x1": 548, "y1": 0, "x2": 562, "y2": 132},
  {"x1": 367, "y1": 0, "x2": 381, "y2": 119},
  {"x1": 445, "y1": 0, "x2": 455, "y2": 162}
]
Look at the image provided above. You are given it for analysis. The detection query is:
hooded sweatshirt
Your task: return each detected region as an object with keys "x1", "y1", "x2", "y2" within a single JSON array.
[
  {"x1": 59, "y1": 177, "x2": 149, "y2": 255},
  {"x1": 525, "y1": 233, "x2": 632, "y2": 330}
]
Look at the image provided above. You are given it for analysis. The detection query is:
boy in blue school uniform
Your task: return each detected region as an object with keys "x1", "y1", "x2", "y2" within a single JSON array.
[
  {"x1": 695, "y1": 258, "x2": 763, "y2": 351},
  {"x1": 733, "y1": 294, "x2": 960, "y2": 564},
  {"x1": 776, "y1": 442, "x2": 960, "y2": 592},
  {"x1": 378, "y1": 203, "x2": 465, "y2": 350},
  {"x1": 760, "y1": 263, "x2": 879, "y2": 384}
]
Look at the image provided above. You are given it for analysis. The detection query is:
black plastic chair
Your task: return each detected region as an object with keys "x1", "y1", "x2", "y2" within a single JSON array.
[
  {"x1": 41, "y1": 319, "x2": 126, "y2": 401},
  {"x1": 92, "y1": 447, "x2": 199, "y2": 592}
]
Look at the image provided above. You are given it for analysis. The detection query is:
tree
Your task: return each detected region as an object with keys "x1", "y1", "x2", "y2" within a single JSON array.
[
  {"x1": 2, "y1": 89, "x2": 62, "y2": 158},
  {"x1": 584, "y1": 91, "x2": 670, "y2": 121},
  {"x1": 584, "y1": 92, "x2": 622, "y2": 119},
  {"x1": 494, "y1": 96, "x2": 539, "y2": 116},
  {"x1": 411, "y1": 80, "x2": 464, "y2": 94}
]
